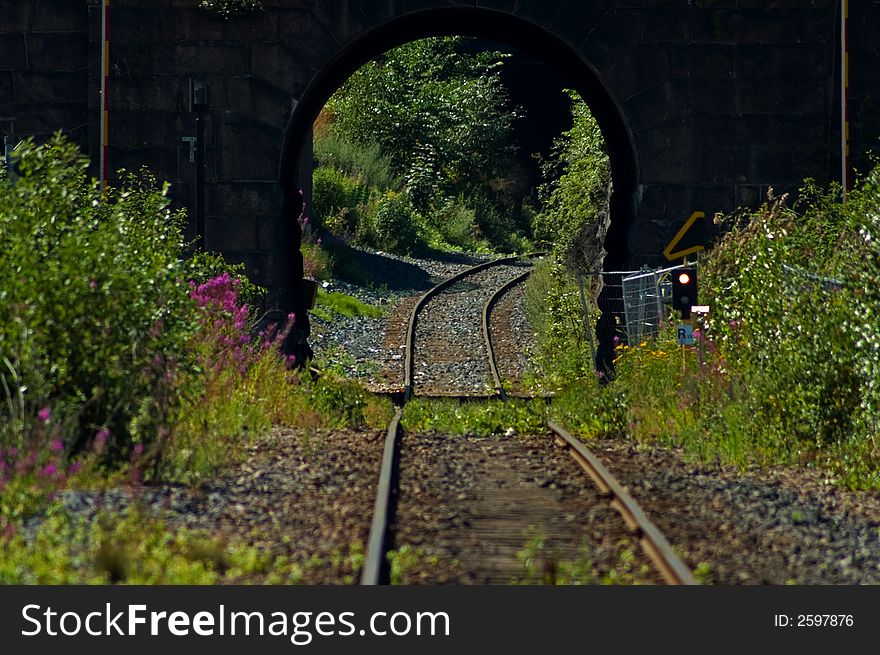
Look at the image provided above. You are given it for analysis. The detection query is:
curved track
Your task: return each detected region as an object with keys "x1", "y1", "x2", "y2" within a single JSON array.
[{"x1": 404, "y1": 255, "x2": 542, "y2": 399}]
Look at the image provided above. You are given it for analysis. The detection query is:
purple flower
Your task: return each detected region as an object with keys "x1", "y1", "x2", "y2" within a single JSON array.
[
  {"x1": 95, "y1": 429, "x2": 110, "y2": 444},
  {"x1": 69, "y1": 461, "x2": 84, "y2": 475},
  {"x1": 41, "y1": 463, "x2": 58, "y2": 477},
  {"x1": 133, "y1": 444, "x2": 145, "y2": 456},
  {"x1": 49, "y1": 439, "x2": 64, "y2": 453},
  {"x1": 37, "y1": 407, "x2": 51, "y2": 423}
]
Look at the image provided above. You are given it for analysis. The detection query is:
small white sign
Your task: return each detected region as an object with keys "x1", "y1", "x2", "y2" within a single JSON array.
[
  {"x1": 677, "y1": 324, "x2": 694, "y2": 345},
  {"x1": 691, "y1": 305, "x2": 710, "y2": 314}
]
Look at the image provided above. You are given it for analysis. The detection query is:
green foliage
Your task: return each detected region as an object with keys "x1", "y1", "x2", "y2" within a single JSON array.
[
  {"x1": 702, "y1": 181, "x2": 873, "y2": 452},
  {"x1": 309, "y1": 374, "x2": 390, "y2": 430},
  {"x1": 368, "y1": 191, "x2": 424, "y2": 254},
  {"x1": 514, "y1": 532, "x2": 650, "y2": 585},
  {"x1": 182, "y1": 252, "x2": 265, "y2": 306},
  {"x1": 0, "y1": 136, "x2": 197, "y2": 456},
  {"x1": 533, "y1": 91, "x2": 610, "y2": 271},
  {"x1": 317, "y1": 37, "x2": 531, "y2": 256},
  {"x1": 550, "y1": 378, "x2": 628, "y2": 441},
  {"x1": 313, "y1": 132, "x2": 398, "y2": 192},
  {"x1": 424, "y1": 197, "x2": 484, "y2": 252},
  {"x1": 524, "y1": 257, "x2": 598, "y2": 387},
  {"x1": 310, "y1": 288, "x2": 383, "y2": 323},
  {"x1": 301, "y1": 242, "x2": 333, "y2": 281},
  {"x1": 560, "y1": 169, "x2": 880, "y2": 488},
  {"x1": 0, "y1": 506, "x2": 301, "y2": 584},
  {"x1": 199, "y1": 0, "x2": 262, "y2": 18},
  {"x1": 387, "y1": 545, "x2": 442, "y2": 585},
  {"x1": 311, "y1": 166, "x2": 369, "y2": 235},
  {"x1": 327, "y1": 37, "x2": 519, "y2": 204},
  {"x1": 402, "y1": 399, "x2": 547, "y2": 436},
  {"x1": 166, "y1": 349, "x2": 392, "y2": 484}
]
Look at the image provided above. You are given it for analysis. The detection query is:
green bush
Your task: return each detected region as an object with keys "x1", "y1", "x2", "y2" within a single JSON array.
[
  {"x1": 311, "y1": 165, "x2": 369, "y2": 235},
  {"x1": 524, "y1": 257, "x2": 598, "y2": 387},
  {"x1": 199, "y1": 0, "x2": 262, "y2": 18},
  {"x1": 368, "y1": 192, "x2": 424, "y2": 254},
  {"x1": 313, "y1": 133, "x2": 398, "y2": 192},
  {"x1": 533, "y1": 91, "x2": 610, "y2": 271},
  {"x1": 0, "y1": 136, "x2": 197, "y2": 456},
  {"x1": 0, "y1": 506, "x2": 301, "y2": 584},
  {"x1": 321, "y1": 36, "x2": 528, "y2": 255},
  {"x1": 702, "y1": 185, "x2": 868, "y2": 449},
  {"x1": 576, "y1": 169, "x2": 880, "y2": 487}
]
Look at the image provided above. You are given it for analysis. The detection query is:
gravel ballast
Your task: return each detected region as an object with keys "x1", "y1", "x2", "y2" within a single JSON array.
[
  {"x1": 390, "y1": 430, "x2": 661, "y2": 584},
  {"x1": 309, "y1": 248, "x2": 494, "y2": 392},
  {"x1": 53, "y1": 428, "x2": 385, "y2": 584},
  {"x1": 595, "y1": 440, "x2": 880, "y2": 584}
]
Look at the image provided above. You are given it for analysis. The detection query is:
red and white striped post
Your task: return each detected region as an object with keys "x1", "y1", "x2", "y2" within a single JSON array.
[
  {"x1": 99, "y1": 0, "x2": 110, "y2": 189},
  {"x1": 841, "y1": 0, "x2": 850, "y2": 200}
]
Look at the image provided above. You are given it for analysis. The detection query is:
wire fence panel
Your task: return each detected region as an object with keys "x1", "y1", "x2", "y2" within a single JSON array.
[
  {"x1": 622, "y1": 269, "x2": 665, "y2": 344},
  {"x1": 588, "y1": 265, "x2": 690, "y2": 373}
]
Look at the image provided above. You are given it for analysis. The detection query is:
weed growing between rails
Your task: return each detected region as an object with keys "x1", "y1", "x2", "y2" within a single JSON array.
[
  {"x1": 402, "y1": 399, "x2": 547, "y2": 436},
  {"x1": 513, "y1": 531, "x2": 651, "y2": 585}
]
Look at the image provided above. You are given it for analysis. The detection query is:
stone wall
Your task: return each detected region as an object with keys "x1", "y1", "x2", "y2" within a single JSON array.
[
  {"x1": 850, "y1": 0, "x2": 880, "y2": 177},
  {"x1": 4, "y1": 0, "x2": 880, "y2": 356},
  {"x1": 0, "y1": 1, "x2": 88, "y2": 148}
]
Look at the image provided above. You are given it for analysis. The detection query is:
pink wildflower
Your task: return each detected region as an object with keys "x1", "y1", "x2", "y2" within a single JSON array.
[{"x1": 37, "y1": 407, "x2": 51, "y2": 423}]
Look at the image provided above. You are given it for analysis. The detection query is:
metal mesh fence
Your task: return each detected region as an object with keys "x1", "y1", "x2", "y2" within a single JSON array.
[
  {"x1": 583, "y1": 265, "x2": 684, "y2": 374},
  {"x1": 621, "y1": 269, "x2": 665, "y2": 345}
]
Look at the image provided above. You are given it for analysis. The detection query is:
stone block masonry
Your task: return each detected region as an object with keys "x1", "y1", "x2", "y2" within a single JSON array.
[{"x1": 3, "y1": 0, "x2": 879, "y2": 356}]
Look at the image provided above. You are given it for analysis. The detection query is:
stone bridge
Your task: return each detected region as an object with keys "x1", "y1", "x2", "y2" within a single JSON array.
[{"x1": 3, "y1": 0, "x2": 879, "y2": 350}]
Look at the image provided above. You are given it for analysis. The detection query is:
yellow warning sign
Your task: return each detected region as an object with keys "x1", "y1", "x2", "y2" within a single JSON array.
[{"x1": 663, "y1": 211, "x2": 706, "y2": 261}]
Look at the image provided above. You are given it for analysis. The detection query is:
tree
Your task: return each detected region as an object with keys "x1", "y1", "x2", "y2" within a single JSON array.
[
  {"x1": 533, "y1": 91, "x2": 610, "y2": 271},
  {"x1": 325, "y1": 37, "x2": 520, "y2": 213}
]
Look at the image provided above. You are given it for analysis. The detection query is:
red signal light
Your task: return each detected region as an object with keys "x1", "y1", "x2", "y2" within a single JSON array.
[{"x1": 678, "y1": 272, "x2": 691, "y2": 285}]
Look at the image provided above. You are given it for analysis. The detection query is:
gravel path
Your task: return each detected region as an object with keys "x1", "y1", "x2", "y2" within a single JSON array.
[
  {"x1": 390, "y1": 430, "x2": 661, "y2": 584},
  {"x1": 595, "y1": 440, "x2": 880, "y2": 584}
]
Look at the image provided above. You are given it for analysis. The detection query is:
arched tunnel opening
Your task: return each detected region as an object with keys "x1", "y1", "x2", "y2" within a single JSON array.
[{"x1": 279, "y1": 8, "x2": 639, "y2": 375}]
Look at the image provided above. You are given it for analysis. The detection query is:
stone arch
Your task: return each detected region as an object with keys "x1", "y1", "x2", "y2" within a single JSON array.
[{"x1": 278, "y1": 6, "x2": 639, "y2": 353}]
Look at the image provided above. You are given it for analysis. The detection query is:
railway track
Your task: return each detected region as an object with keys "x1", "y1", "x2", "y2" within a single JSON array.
[
  {"x1": 405, "y1": 254, "x2": 541, "y2": 399},
  {"x1": 361, "y1": 255, "x2": 697, "y2": 585}
]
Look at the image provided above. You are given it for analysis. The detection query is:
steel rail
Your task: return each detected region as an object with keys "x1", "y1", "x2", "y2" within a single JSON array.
[
  {"x1": 547, "y1": 420, "x2": 698, "y2": 585},
  {"x1": 360, "y1": 408, "x2": 403, "y2": 585},
  {"x1": 482, "y1": 267, "x2": 535, "y2": 399},
  {"x1": 363, "y1": 254, "x2": 544, "y2": 584},
  {"x1": 403, "y1": 254, "x2": 542, "y2": 401}
]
